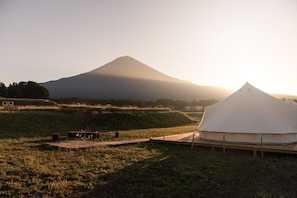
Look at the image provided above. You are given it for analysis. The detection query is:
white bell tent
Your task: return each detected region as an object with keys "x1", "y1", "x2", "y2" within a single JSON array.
[{"x1": 198, "y1": 82, "x2": 297, "y2": 144}]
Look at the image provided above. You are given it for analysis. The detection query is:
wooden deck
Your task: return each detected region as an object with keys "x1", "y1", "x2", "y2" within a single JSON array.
[
  {"x1": 47, "y1": 140, "x2": 101, "y2": 149},
  {"x1": 150, "y1": 132, "x2": 297, "y2": 155},
  {"x1": 47, "y1": 132, "x2": 297, "y2": 155}
]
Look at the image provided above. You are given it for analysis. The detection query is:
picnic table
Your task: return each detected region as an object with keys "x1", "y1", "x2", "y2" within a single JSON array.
[{"x1": 68, "y1": 130, "x2": 99, "y2": 139}]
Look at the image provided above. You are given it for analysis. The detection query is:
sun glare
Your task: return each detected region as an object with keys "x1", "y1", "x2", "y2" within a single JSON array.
[{"x1": 221, "y1": 72, "x2": 282, "y2": 95}]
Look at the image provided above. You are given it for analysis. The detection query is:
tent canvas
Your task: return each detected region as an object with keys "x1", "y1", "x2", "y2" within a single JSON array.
[{"x1": 198, "y1": 82, "x2": 297, "y2": 144}]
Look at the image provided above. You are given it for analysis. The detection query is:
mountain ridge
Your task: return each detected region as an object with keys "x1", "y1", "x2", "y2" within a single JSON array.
[{"x1": 41, "y1": 56, "x2": 232, "y2": 100}]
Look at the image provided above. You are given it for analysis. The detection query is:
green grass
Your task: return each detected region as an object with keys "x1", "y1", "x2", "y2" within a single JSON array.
[
  {"x1": 1, "y1": 136, "x2": 297, "y2": 197},
  {"x1": 1, "y1": 109, "x2": 297, "y2": 197},
  {"x1": 95, "y1": 125, "x2": 196, "y2": 141},
  {"x1": 0, "y1": 110, "x2": 195, "y2": 138}
]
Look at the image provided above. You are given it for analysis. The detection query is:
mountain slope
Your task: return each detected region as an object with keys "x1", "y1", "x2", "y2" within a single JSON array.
[
  {"x1": 41, "y1": 56, "x2": 231, "y2": 100},
  {"x1": 88, "y1": 56, "x2": 182, "y2": 82}
]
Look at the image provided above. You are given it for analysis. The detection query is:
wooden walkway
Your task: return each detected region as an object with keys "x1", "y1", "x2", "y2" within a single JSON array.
[
  {"x1": 47, "y1": 132, "x2": 297, "y2": 155},
  {"x1": 150, "y1": 132, "x2": 297, "y2": 155},
  {"x1": 47, "y1": 138, "x2": 150, "y2": 149}
]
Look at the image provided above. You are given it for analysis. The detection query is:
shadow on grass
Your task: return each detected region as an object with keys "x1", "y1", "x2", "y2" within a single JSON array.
[
  {"x1": 32, "y1": 143, "x2": 63, "y2": 151},
  {"x1": 82, "y1": 143, "x2": 297, "y2": 198},
  {"x1": 26, "y1": 137, "x2": 70, "y2": 151}
]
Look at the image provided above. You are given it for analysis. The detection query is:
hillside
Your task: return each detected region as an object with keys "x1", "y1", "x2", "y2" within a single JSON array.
[
  {"x1": 41, "y1": 56, "x2": 231, "y2": 100},
  {"x1": 0, "y1": 110, "x2": 195, "y2": 137}
]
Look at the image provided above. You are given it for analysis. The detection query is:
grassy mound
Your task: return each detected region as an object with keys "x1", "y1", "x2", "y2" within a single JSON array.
[{"x1": 0, "y1": 110, "x2": 195, "y2": 138}]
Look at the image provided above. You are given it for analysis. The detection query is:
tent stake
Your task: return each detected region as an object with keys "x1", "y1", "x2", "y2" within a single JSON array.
[
  {"x1": 261, "y1": 136, "x2": 263, "y2": 158},
  {"x1": 191, "y1": 133, "x2": 195, "y2": 150},
  {"x1": 223, "y1": 134, "x2": 226, "y2": 154}
]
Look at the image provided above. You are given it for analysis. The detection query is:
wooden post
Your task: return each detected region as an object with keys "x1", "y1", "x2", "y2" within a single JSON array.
[
  {"x1": 52, "y1": 133, "x2": 60, "y2": 141},
  {"x1": 223, "y1": 134, "x2": 226, "y2": 154},
  {"x1": 191, "y1": 133, "x2": 195, "y2": 150},
  {"x1": 261, "y1": 136, "x2": 263, "y2": 158},
  {"x1": 115, "y1": 131, "x2": 119, "y2": 138}
]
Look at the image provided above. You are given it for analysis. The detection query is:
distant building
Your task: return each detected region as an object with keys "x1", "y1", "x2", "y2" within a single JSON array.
[
  {"x1": 2, "y1": 101, "x2": 17, "y2": 110},
  {"x1": 285, "y1": 99, "x2": 297, "y2": 106},
  {"x1": 185, "y1": 106, "x2": 203, "y2": 111}
]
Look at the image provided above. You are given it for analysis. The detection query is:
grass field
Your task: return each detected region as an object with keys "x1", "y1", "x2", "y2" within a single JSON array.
[
  {"x1": 1, "y1": 107, "x2": 297, "y2": 197},
  {"x1": 1, "y1": 134, "x2": 297, "y2": 197}
]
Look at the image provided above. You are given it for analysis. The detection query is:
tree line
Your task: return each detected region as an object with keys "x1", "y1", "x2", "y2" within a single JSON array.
[{"x1": 0, "y1": 81, "x2": 49, "y2": 99}]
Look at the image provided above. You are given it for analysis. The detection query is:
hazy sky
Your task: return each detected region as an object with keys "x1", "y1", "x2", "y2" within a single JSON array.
[{"x1": 1, "y1": 0, "x2": 297, "y2": 95}]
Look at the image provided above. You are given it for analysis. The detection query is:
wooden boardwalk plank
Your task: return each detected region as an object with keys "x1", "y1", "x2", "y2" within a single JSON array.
[{"x1": 47, "y1": 139, "x2": 150, "y2": 149}]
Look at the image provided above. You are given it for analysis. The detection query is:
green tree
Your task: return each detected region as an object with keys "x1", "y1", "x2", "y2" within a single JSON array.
[
  {"x1": 0, "y1": 82, "x2": 8, "y2": 97},
  {"x1": 7, "y1": 82, "x2": 22, "y2": 98},
  {"x1": 22, "y1": 81, "x2": 49, "y2": 99},
  {"x1": 6, "y1": 81, "x2": 49, "y2": 99}
]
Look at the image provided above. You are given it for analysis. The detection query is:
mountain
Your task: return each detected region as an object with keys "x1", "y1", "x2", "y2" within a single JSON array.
[{"x1": 41, "y1": 56, "x2": 231, "y2": 101}]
